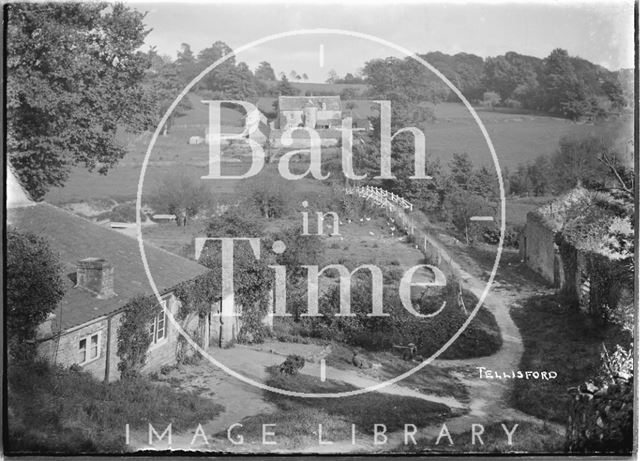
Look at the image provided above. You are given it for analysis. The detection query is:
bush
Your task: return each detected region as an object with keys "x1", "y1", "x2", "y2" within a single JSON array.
[
  {"x1": 149, "y1": 169, "x2": 213, "y2": 226},
  {"x1": 238, "y1": 171, "x2": 294, "y2": 219},
  {"x1": 482, "y1": 223, "x2": 521, "y2": 248},
  {"x1": 7, "y1": 229, "x2": 65, "y2": 359},
  {"x1": 95, "y1": 202, "x2": 142, "y2": 223},
  {"x1": 279, "y1": 355, "x2": 305, "y2": 375},
  {"x1": 383, "y1": 266, "x2": 404, "y2": 284},
  {"x1": 299, "y1": 276, "x2": 502, "y2": 359}
]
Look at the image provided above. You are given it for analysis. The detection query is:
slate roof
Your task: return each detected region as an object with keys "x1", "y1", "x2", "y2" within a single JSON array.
[
  {"x1": 7, "y1": 203, "x2": 209, "y2": 331},
  {"x1": 279, "y1": 96, "x2": 341, "y2": 111}
]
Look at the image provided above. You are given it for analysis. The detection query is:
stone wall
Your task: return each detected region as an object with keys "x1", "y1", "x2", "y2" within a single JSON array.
[
  {"x1": 38, "y1": 316, "x2": 111, "y2": 381},
  {"x1": 566, "y1": 375, "x2": 634, "y2": 454},
  {"x1": 522, "y1": 217, "x2": 557, "y2": 284}
]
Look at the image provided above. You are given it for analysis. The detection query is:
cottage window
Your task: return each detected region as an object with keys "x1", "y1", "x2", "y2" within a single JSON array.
[
  {"x1": 78, "y1": 332, "x2": 101, "y2": 365},
  {"x1": 150, "y1": 298, "x2": 169, "y2": 344}
]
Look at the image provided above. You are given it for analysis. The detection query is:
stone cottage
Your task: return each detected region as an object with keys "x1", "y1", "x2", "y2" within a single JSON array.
[
  {"x1": 278, "y1": 96, "x2": 342, "y2": 130},
  {"x1": 6, "y1": 170, "x2": 262, "y2": 381}
]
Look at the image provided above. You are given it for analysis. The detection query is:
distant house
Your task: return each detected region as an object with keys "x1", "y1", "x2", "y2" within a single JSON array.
[
  {"x1": 278, "y1": 96, "x2": 342, "y2": 130},
  {"x1": 521, "y1": 186, "x2": 634, "y2": 318},
  {"x1": 6, "y1": 169, "x2": 262, "y2": 381}
]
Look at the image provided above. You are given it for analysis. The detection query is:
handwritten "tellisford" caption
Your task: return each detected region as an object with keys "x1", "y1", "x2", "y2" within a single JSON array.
[{"x1": 477, "y1": 367, "x2": 557, "y2": 380}]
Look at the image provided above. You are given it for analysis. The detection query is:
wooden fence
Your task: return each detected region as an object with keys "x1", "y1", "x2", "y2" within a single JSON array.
[
  {"x1": 344, "y1": 185, "x2": 466, "y2": 281},
  {"x1": 345, "y1": 185, "x2": 414, "y2": 211}
]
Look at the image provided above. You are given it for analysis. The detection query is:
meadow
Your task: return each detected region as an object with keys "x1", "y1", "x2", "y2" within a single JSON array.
[{"x1": 44, "y1": 96, "x2": 629, "y2": 223}]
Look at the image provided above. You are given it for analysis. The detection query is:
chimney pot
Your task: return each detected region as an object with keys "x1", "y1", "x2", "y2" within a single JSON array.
[{"x1": 76, "y1": 258, "x2": 115, "y2": 299}]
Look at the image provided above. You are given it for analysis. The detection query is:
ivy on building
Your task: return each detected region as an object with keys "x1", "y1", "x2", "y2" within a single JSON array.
[{"x1": 116, "y1": 294, "x2": 157, "y2": 379}]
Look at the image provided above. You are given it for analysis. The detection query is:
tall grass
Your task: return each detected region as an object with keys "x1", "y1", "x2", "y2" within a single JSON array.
[{"x1": 7, "y1": 360, "x2": 224, "y2": 454}]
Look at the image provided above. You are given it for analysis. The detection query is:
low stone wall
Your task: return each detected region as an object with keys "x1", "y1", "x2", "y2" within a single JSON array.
[{"x1": 565, "y1": 375, "x2": 633, "y2": 454}]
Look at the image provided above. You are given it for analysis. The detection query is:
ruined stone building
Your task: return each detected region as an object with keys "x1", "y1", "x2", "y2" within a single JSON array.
[{"x1": 521, "y1": 186, "x2": 634, "y2": 319}]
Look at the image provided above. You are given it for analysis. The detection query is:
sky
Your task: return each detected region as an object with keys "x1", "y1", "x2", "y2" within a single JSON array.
[{"x1": 131, "y1": 1, "x2": 635, "y2": 82}]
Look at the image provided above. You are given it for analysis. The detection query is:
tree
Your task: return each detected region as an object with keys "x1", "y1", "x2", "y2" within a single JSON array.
[
  {"x1": 601, "y1": 79, "x2": 625, "y2": 111},
  {"x1": 145, "y1": 49, "x2": 193, "y2": 136},
  {"x1": 270, "y1": 225, "x2": 323, "y2": 320},
  {"x1": 302, "y1": 73, "x2": 309, "y2": 80},
  {"x1": 340, "y1": 87, "x2": 360, "y2": 101},
  {"x1": 219, "y1": 62, "x2": 258, "y2": 102},
  {"x1": 238, "y1": 172, "x2": 294, "y2": 219},
  {"x1": 443, "y1": 189, "x2": 494, "y2": 245},
  {"x1": 200, "y1": 208, "x2": 273, "y2": 310},
  {"x1": 175, "y1": 43, "x2": 198, "y2": 83},
  {"x1": 289, "y1": 70, "x2": 299, "y2": 80},
  {"x1": 471, "y1": 165, "x2": 499, "y2": 200},
  {"x1": 7, "y1": 3, "x2": 155, "y2": 200},
  {"x1": 483, "y1": 56, "x2": 518, "y2": 102},
  {"x1": 482, "y1": 91, "x2": 501, "y2": 110},
  {"x1": 7, "y1": 229, "x2": 66, "y2": 359},
  {"x1": 527, "y1": 155, "x2": 551, "y2": 196},
  {"x1": 276, "y1": 75, "x2": 298, "y2": 96},
  {"x1": 149, "y1": 170, "x2": 213, "y2": 226},
  {"x1": 448, "y1": 153, "x2": 474, "y2": 191},
  {"x1": 197, "y1": 41, "x2": 242, "y2": 96},
  {"x1": 363, "y1": 56, "x2": 448, "y2": 106},
  {"x1": 255, "y1": 61, "x2": 276, "y2": 81},
  {"x1": 540, "y1": 49, "x2": 589, "y2": 119},
  {"x1": 326, "y1": 69, "x2": 339, "y2": 84},
  {"x1": 550, "y1": 135, "x2": 610, "y2": 192}
]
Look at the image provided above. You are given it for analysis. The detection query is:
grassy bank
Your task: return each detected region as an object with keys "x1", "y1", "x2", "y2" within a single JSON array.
[
  {"x1": 510, "y1": 294, "x2": 630, "y2": 423},
  {"x1": 408, "y1": 420, "x2": 564, "y2": 454},
  {"x1": 221, "y1": 368, "x2": 453, "y2": 450},
  {"x1": 7, "y1": 360, "x2": 224, "y2": 454}
]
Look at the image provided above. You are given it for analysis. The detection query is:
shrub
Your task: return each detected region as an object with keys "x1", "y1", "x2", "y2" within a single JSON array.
[
  {"x1": 149, "y1": 169, "x2": 213, "y2": 226},
  {"x1": 7, "y1": 229, "x2": 65, "y2": 360},
  {"x1": 299, "y1": 276, "x2": 502, "y2": 359},
  {"x1": 238, "y1": 171, "x2": 294, "y2": 219},
  {"x1": 383, "y1": 266, "x2": 404, "y2": 284},
  {"x1": 279, "y1": 355, "x2": 305, "y2": 375},
  {"x1": 482, "y1": 223, "x2": 521, "y2": 248},
  {"x1": 105, "y1": 203, "x2": 141, "y2": 223}
]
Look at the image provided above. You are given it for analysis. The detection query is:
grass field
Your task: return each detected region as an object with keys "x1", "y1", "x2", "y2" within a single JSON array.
[{"x1": 44, "y1": 93, "x2": 630, "y2": 206}]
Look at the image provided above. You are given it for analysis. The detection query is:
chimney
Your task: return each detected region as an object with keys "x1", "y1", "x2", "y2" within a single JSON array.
[{"x1": 76, "y1": 258, "x2": 116, "y2": 299}]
